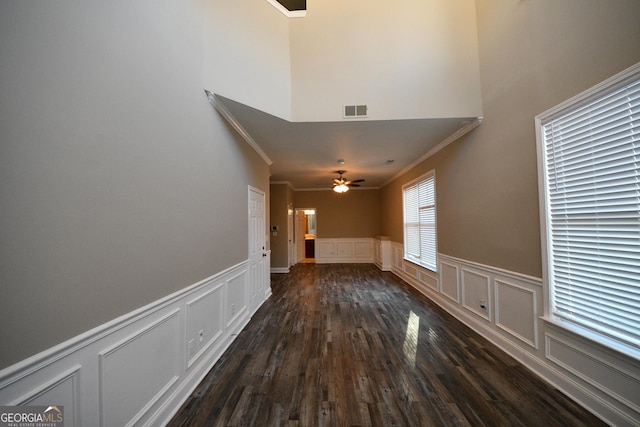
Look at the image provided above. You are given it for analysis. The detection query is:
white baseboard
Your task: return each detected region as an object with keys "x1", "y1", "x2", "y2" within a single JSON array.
[
  {"x1": 387, "y1": 243, "x2": 640, "y2": 427},
  {"x1": 0, "y1": 260, "x2": 271, "y2": 427},
  {"x1": 5, "y1": 249, "x2": 636, "y2": 426},
  {"x1": 270, "y1": 267, "x2": 290, "y2": 274}
]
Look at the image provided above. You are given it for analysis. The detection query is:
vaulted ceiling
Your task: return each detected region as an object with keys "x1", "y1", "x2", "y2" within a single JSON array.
[{"x1": 218, "y1": 0, "x2": 483, "y2": 191}]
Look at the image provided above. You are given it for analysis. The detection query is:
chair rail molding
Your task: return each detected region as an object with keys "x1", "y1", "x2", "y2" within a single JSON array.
[{"x1": 0, "y1": 260, "x2": 272, "y2": 427}]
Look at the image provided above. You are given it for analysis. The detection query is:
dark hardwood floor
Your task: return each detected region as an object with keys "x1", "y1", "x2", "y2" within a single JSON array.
[{"x1": 168, "y1": 264, "x2": 606, "y2": 427}]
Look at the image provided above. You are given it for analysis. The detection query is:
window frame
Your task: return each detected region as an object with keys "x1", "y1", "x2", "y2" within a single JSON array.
[
  {"x1": 402, "y1": 170, "x2": 438, "y2": 272},
  {"x1": 535, "y1": 62, "x2": 640, "y2": 360}
]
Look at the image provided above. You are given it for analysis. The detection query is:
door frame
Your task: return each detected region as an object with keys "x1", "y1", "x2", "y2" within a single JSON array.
[{"x1": 294, "y1": 207, "x2": 316, "y2": 264}]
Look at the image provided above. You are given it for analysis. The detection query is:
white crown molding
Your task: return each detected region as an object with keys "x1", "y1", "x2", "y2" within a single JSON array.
[
  {"x1": 270, "y1": 181, "x2": 296, "y2": 191},
  {"x1": 204, "y1": 90, "x2": 273, "y2": 166},
  {"x1": 382, "y1": 117, "x2": 483, "y2": 188}
]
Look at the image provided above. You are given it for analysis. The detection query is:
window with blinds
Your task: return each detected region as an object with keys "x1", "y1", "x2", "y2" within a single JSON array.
[
  {"x1": 403, "y1": 171, "x2": 437, "y2": 271},
  {"x1": 536, "y1": 63, "x2": 640, "y2": 357}
]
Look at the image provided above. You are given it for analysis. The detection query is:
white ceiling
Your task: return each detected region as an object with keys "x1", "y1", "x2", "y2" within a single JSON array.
[{"x1": 217, "y1": 95, "x2": 480, "y2": 190}]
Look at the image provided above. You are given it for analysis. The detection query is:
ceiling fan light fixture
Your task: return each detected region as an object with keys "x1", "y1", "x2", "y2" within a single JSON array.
[{"x1": 333, "y1": 183, "x2": 349, "y2": 193}]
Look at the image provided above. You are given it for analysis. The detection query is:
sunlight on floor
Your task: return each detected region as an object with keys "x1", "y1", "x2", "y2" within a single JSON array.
[{"x1": 403, "y1": 311, "x2": 420, "y2": 367}]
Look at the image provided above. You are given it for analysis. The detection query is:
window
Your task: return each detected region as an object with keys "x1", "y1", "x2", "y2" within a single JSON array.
[
  {"x1": 403, "y1": 170, "x2": 437, "y2": 271},
  {"x1": 536, "y1": 62, "x2": 640, "y2": 357}
]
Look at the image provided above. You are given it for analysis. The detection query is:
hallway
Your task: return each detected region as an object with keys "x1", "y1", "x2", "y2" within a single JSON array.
[{"x1": 168, "y1": 264, "x2": 605, "y2": 426}]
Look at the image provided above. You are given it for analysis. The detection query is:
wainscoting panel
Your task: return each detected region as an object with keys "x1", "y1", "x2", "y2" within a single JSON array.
[
  {"x1": 439, "y1": 261, "x2": 459, "y2": 303},
  {"x1": 185, "y1": 283, "x2": 225, "y2": 368},
  {"x1": 385, "y1": 247, "x2": 639, "y2": 426},
  {"x1": 461, "y1": 269, "x2": 491, "y2": 322},
  {"x1": 546, "y1": 332, "x2": 640, "y2": 416},
  {"x1": 0, "y1": 260, "x2": 271, "y2": 427},
  {"x1": 389, "y1": 242, "x2": 438, "y2": 297},
  {"x1": 314, "y1": 238, "x2": 373, "y2": 264},
  {"x1": 15, "y1": 367, "x2": 80, "y2": 427},
  {"x1": 99, "y1": 311, "x2": 181, "y2": 427},
  {"x1": 354, "y1": 241, "x2": 371, "y2": 258},
  {"x1": 418, "y1": 269, "x2": 438, "y2": 291},
  {"x1": 495, "y1": 279, "x2": 538, "y2": 349},
  {"x1": 226, "y1": 271, "x2": 248, "y2": 328}
]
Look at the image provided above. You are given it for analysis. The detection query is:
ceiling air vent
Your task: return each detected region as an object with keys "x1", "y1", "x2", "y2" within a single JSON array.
[{"x1": 343, "y1": 105, "x2": 368, "y2": 118}]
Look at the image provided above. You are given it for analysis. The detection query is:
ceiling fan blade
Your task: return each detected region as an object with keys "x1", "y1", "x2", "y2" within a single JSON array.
[
  {"x1": 333, "y1": 178, "x2": 342, "y2": 184},
  {"x1": 348, "y1": 184, "x2": 361, "y2": 187},
  {"x1": 350, "y1": 179, "x2": 365, "y2": 183}
]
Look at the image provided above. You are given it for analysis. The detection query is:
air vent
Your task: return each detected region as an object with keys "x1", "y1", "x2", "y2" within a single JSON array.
[{"x1": 343, "y1": 104, "x2": 368, "y2": 118}]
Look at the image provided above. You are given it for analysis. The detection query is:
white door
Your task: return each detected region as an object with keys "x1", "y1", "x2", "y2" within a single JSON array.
[{"x1": 248, "y1": 187, "x2": 268, "y2": 312}]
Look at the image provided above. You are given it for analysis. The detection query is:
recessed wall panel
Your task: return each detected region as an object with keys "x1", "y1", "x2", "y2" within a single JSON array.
[
  {"x1": 440, "y1": 261, "x2": 459, "y2": 302},
  {"x1": 495, "y1": 279, "x2": 537, "y2": 348},
  {"x1": 186, "y1": 283, "x2": 225, "y2": 367},
  {"x1": 461, "y1": 269, "x2": 490, "y2": 321},
  {"x1": 99, "y1": 312, "x2": 180, "y2": 427}
]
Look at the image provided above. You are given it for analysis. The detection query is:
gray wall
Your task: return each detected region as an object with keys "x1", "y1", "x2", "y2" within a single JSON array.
[
  {"x1": 269, "y1": 183, "x2": 290, "y2": 269},
  {"x1": 381, "y1": 0, "x2": 640, "y2": 278},
  {"x1": 0, "y1": 1, "x2": 270, "y2": 369}
]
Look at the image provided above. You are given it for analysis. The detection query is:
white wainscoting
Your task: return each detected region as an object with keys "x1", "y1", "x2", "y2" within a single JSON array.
[
  {"x1": 0, "y1": 259, "x2": 272, "y2": 427},
  {"x1": 386, "y1": 242, "x2": 640, "y2": 426},
  {"x1": 373, "y1": 236, "x2": 392, "y2": 271},
  {"x1": 315, "y1": 238, "x2": 374, "y2": 264}
]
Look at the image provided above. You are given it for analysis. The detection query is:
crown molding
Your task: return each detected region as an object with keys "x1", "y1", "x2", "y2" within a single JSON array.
[
  {"x1": 205, "y1": 90, "x2": 273, "y2": 166},
  {"x1": 382, "y1": 117, "x2": 483, "y2": 188}
]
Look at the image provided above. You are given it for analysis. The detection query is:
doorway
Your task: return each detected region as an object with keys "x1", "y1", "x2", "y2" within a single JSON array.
[{"x1": 294, "y1": 208, "x2": 316, "y2": 264}]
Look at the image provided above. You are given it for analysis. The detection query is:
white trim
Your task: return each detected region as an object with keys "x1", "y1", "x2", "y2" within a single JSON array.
[
  {"x1": 537, "y1": 62, "x2": 640, "y2": 120},
  {"x1": 0, "y1": 260, "x2": 271, "y2": 427},
  {"x1": 535, "y1": 62, "x2": 640, "y2": 359},
  {"x1": 314, "y1": 238, "x2": 374, "y2": 264},
  {"x1": 0, "y1": 259, "x2": 248, "y2": 388},
  {"x1": 270, "y1": 181, "x2": 296, "y2": 191},
  {"x1": 460, "y1": 269, "x2": 491, "y2": 322},
  {"x1": 271, "y1": 267, "x2": 290, "y2": 274},
  {"x1": 204, "y1": 90, "x2": 273, "y2": 166},
  {"x1": 545, "y1": 332, "x2": 640, "y2": 415},
  {"x1": 264, "y1": 0, "x2": 306, "y2": 18},
  {"x1": 387, "y1": 247, "x2": 639, "y2": 426},
  {"x1": 494, "y1": 278, "x2": 539, "y2": 349},
  {"x1": 383, "y1": 117, "x2": 483, "y2": 187}
]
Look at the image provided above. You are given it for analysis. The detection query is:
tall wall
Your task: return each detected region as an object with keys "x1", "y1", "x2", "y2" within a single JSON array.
[
  {"x1": 0, "y1": 0, "x2": 273, "y2": 369},
  {"x1": 381, "y1": 0, "x2": 640, "y2": 278},
  {"x1": 289, "y1": 0, "x2": 482, "y2": 121},
  {"x1": 294, "y1": 190, "x2": 381, "y2": 238},
  {"x1": 204, "y1": 0, "x2": 292, "y2": 119},
  {"x1": 380, "y1": 1, "x2": 640, "y2": 423}
]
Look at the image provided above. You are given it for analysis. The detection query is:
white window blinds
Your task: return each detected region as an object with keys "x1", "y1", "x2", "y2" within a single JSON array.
[
  {"x1": 538, "y1": 65, "x2": 640, "y2": 354},
  {"x1": 403, "y1": 171, "x2": 437, "y2": 271}
]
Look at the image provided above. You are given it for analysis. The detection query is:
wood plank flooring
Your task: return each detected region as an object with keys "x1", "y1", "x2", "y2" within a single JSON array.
[{"x1": 168, "y1": 264, "x2": 606, "y2": 427}]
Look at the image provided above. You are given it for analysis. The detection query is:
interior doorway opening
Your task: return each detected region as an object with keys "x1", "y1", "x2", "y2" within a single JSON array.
[{"x1": 295, "y1": 208, "x2": 316, "y2": 264}]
